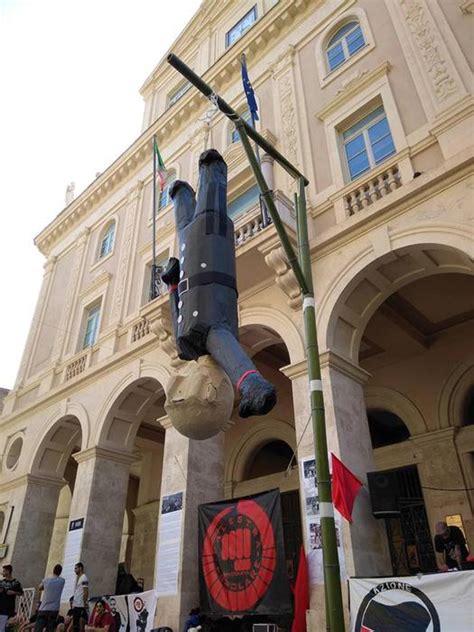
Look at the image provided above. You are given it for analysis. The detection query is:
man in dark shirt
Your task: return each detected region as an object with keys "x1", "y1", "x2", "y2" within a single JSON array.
[
  {"x1": 434, "y1": 521, "x2": 469, "y2": 570},
  {"x1": 0, "y1": 564, "x2": 23, "y2": 632}
]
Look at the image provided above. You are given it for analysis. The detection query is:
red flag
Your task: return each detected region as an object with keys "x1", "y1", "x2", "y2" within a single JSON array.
[
  {"x1": 291, "y1": 546, "x2": 309, "y2": 632},
  {"x1": 331, "y1": 453, "x2": 363, "y2": 523}
]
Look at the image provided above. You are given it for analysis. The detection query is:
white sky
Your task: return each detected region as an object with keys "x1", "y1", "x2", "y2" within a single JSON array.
[{"x1": 0, "y1": 0, "x2": 201, "y2": 389}]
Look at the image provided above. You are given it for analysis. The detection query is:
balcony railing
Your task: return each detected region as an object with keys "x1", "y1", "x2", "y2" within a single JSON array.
[
  {"x1": 65, "y1": 353, "x2": 87, "y2": 381},
  {"x1": 344, "y1": 164, "x2": 402, "y2": 216},
  {"x1": 131, "y1": 318, "x2": 151, "y2": 342}
]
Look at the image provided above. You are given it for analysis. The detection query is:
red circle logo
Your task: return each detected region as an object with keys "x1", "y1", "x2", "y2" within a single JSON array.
[{"x1": 202, "y1": 499, "x2": 276, "y2": 611}]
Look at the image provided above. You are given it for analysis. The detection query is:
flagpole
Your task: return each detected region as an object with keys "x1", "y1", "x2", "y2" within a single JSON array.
[
  {"x1": 241, "y1": 53, "x2": 269, "y2": 227},
  {"x1": 151, "y1": 134, "x2": 157, "y2": 300}
]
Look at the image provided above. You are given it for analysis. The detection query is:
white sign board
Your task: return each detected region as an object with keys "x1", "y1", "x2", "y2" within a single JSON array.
[
  {"x1": 62, "y1": 518, "x2": 84, "y2": 601},
  {"x1": 154, "y1": 492, "x2": 184, "y2": 595}
]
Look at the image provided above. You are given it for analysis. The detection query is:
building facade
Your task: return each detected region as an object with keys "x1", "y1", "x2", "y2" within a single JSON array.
[{"x1": 1, "y1": 0, "x2": 473, "y2": 629}]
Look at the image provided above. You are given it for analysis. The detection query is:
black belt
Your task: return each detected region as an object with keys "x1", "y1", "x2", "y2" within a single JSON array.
[{"x1": 178, "y1": 271, "x2": 237, "y2": 296}]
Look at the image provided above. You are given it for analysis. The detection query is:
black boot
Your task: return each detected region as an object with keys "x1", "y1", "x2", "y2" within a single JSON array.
[
  {"x1": 239, "y1": 373, "x2": 277, "y2": 418},
  {"x1": 161, "y1": 257, "x2": 180, "y2": 286}
]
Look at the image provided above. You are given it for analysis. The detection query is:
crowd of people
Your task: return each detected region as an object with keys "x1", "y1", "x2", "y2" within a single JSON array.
[
  {"x1": 0, "y1": 525, "x2": 472, "y2": 632},
  {"x1": 0, "y1": 562, "x2": 116, "y2": 632}
]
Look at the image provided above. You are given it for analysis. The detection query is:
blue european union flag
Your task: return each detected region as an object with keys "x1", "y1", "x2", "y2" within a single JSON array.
[{"x1": 241, "y1": 55, "x2": 259, "y2": 122}]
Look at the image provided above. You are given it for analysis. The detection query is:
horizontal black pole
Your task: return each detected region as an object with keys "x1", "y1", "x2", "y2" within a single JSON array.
[{"x1": 167, "y1": 53, "x2": 309, "y2": 185}]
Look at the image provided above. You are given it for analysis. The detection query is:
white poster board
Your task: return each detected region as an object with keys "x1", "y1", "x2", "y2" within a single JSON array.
[
  {"x1": 62, "y1": 517, "x2": 84, "y2": 601},
  {"x1": 349, "y1": 571, "x2": 474, "y2": 631},
  {"x1": 154, "y1": 492, "x2": 184, "y2": 595},
  {"x1": 300, "y1": 455, "x2": 346, "y2": 584}
]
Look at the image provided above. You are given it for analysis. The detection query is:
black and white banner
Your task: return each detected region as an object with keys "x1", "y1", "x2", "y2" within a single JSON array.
[
  {"x1": 349, "y1": 571, "x2": 474, "y2": 631},
  {"x1": 94, "y1": 590, "x2": 158, "y2": 632}
]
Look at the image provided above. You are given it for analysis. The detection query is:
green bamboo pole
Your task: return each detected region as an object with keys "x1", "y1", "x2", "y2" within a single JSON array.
[
  {"x1": 297, "y1": 178, "x2": 345, "y2": 632},
  {"x1": 237, "y1": 122, "x2": 345, "y2": 632}
]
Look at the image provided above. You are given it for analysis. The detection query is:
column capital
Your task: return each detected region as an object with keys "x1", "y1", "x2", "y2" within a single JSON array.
[
  {"x1": 320, "y1": 350, "x2": 371, "y2": 385},
  {"x1": 159, "y1": 415, "x2": 173, "y2": 431},
  {"x1": 73, "y1": 446, "x2": 137, "y2": 466},
  {"x1": 280, "y1": 359, "x2": 307, "y2": 381},
  {"x1": 0, "y1": 473, "x2": 66, "y2": 493}
]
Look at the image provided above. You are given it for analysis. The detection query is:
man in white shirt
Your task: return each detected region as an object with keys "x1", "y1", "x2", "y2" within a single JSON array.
[
  {"x1": 72, "y1": 563, "x2": 89, "y2": 632},
  {"x1": 35, "y1": 564, "x2": 65, "y2": 632}
]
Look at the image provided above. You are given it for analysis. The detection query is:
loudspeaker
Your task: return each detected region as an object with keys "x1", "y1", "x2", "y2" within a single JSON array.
[{"x1": 367, "y1": 470, "x2": 400, "y2": 518}]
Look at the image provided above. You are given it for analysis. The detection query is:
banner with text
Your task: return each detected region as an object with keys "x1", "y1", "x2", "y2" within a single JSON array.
[
  {"x1": 93, "y1": 591, "x2": 157, "y2": 632},
  {"x1": 349, "y1": 571, "x2": 474, "y2": 632},
  {"x1": 198, "y1": 489, "x2": 292, "y2": 617}
]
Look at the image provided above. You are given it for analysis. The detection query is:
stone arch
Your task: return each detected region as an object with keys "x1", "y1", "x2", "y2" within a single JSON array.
[
  {"x1": 438, "y1": 362, "x2": 474, "y2": 428},
  {"x1": 364, "y1": 386, "x2": 427, "y2": 437},
  {"x1": 96, "y1": 366, "x2": 168, "y2": 452},
  {"x1": 239, "y1": 305, "x2": 305, "y2": 365},
  {"x1": 30, "y1": 407, "x2": 85, "y2": 479},
  {"x1": 319, "y1": 233, "x2": 474, "y2": 363},
  {"x1": 225, "y1": 417, "x2": 296, "y2": 485}
]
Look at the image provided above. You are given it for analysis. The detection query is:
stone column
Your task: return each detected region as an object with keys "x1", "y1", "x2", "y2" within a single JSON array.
[
  {"x1": 320, "y1": 351, "x2": 391, "y2": 577},
  {"x1": 131, "y1": 444, "x2": 164, "y2": 589},
  {"x1": 154, "y1": 419, "x2": 224, "y2": 632},
  {"x1": 413, "y1": 428, "x2": 474, "y2": 547},
  {"x1": 261, "y1": 154, "x2": 275, "y2": 191},
  {"x1": 68, "y1": 447, "x2": 135, "y2": 596},
  {"x1": 6, "y1": 474, "x2": 64, "y2": 587}
]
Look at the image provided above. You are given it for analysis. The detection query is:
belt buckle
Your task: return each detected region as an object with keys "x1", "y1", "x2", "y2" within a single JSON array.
[{"x1": 178, "y1": 278, "x2": 189, "y2": 295}]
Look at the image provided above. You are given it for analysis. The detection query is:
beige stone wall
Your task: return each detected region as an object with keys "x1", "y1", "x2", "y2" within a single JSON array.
[{"x1": 0, "y1": 1, "x2": 473, "y2": 629}]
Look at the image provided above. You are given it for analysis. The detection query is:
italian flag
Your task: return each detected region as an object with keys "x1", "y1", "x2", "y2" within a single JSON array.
[{"x1": 153, "y1": 137, "x2": 167, "y2": 191}]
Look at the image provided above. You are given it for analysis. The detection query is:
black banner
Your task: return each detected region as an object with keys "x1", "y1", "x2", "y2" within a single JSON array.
[{"x1": 198, "y1": 489, "x2": 292, "y2": 616}]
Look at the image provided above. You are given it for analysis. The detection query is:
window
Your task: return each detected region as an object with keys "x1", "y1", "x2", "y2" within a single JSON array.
[
  {"x1": 226, "y1": 6, "x2": 257, "y2": 48},
  {"x1": 326, "y1": 21, "x2": 366, "y2": 72},
  {"x1": 168, "y1": 81, "x2": 191, "y2": 108},
  {"x1": 82, "y1": 303, "x2": 101, "y2": 348},
  {"x1": 367, "y1": 409, "x2": 410, "y2": 449},
  {"x1": 98, "y1": 222, "x2": 115, "y2": 259},
  {"x1": 142, "y1": 257, "x2": 168, "y2": 305},
  {"x1": 228, "y1": 184, "x2": 260, "y2": 219},
  {"x1": 231, "y1": 109, "x2": 252, "y2": 144},
  {"x1": 158, "y1": 171, "x2": 176, "y2": 211},
  {"x1": 342, "y1": 106, "x2": 396, "y2": 180}
]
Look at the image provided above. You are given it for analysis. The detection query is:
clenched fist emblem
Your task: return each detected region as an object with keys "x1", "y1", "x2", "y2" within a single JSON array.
[
  {"x1": 221, "y1": 527, "x2": 252, "y2": 571},
  {"x1": 202, "y1": 499, "x2": 277, "y2": 611}
]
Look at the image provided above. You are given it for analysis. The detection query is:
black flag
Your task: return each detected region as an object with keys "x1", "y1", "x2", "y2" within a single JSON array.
[{"x1": 198, "y1": 489, "x2": 292, "y2": 616}]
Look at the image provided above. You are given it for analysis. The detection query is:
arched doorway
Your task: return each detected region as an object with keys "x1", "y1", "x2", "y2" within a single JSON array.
[
  {"x1": 29, "y1": 413, "x2": 84, "y2": 585},
  {"x1": 358, "y1": 263, "x2": 474, "y2": 574},
  {"x1": 98, "y1": 376, "x2": 166, "y2": 592}
]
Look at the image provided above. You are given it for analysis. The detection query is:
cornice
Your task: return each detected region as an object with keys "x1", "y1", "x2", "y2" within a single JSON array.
[
  {"x1": 34, "y1": 0, "x2": 314, "y2": 257},
  {"x1": 316, "y1": 61, "x2": 392, "y2": 121}
]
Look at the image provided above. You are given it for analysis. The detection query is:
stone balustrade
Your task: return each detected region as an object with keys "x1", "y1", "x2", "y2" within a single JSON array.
[
  {"x1": 344, "y1": 164, "x2": 402, "y2": 216},
  {"x1": 131, "y1": 318, "x2": 151, "y2": 342},
  {"x1": 65, "y1": 353, "x2": 87, "y2": 381}
]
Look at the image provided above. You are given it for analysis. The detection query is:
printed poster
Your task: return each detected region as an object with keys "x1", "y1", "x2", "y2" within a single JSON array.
[
  {"x1": 155, "y1": 492, "x2": 184, "y2": 595},
  {"x1": 62, "y1": 518, "x2": 85, "y2": 600},
  {"x1": 300, "y1": 455, "x2": 346, "y2": 584}
]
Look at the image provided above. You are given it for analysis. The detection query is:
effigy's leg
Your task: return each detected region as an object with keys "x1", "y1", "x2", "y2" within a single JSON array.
[{"x1": 206, "y1": 326, "x2": 276, "y2": 418}]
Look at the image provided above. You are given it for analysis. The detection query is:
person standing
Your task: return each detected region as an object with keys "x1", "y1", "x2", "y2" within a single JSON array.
[
  {"x1": 72, "y1": 563, "x2": 89, "y2": 632},
  {"x1": 35, "y1": 564, "x2": 65, "y2": 632},
  {"x1": 434, "y1": 521, "x2": 469, "y2": 570},
  {"x1": 0, "y1": 564, "x2": 23, "y2": 632}
]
